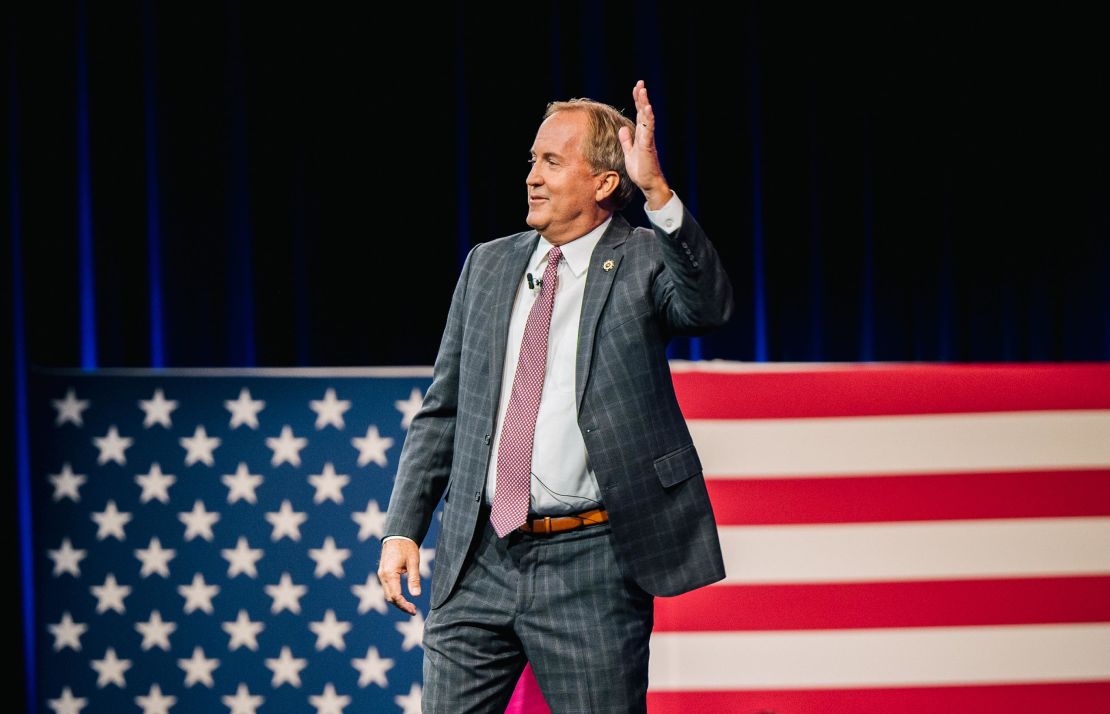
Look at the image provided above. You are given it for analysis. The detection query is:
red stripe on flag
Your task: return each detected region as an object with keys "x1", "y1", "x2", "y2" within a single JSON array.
[
  {"x1": 653, "y1": 577, "x2": 1110, "y2": 631},
  {"x1": 647, "y1": 681, "x2": 1110, "y2": 713},
  {"x1": 705, "y1": 469, "x2": 1110, "y2": 525},
  {"x1": 672, "y1": 363, "x2": 1110, "y2": 418}
]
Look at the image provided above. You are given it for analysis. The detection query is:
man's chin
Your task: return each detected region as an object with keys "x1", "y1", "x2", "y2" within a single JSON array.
[{"x1": 525, "y1": 212, "x2": 547, "y2": 232}]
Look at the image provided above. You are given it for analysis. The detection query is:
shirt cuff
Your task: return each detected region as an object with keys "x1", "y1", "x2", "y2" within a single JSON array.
[
  {"x1": 382, "y1": 535, "x2": 416, "y2": 545},
  {"x1": 644, "y1": 189, "x2": 683, "y2": 234}
]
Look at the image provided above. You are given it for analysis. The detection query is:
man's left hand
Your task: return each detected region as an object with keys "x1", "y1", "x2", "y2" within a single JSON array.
[{"x1": 618, "y1": 79, "x2": 672, "y2": 210}]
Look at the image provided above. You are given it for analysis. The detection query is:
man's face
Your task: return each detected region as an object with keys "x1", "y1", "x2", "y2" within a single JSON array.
[{"x1": 525, "y1": 111, "x2": 606, "y2": 244}]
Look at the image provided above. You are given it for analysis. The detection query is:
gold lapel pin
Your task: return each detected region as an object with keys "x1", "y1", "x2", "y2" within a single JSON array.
[{"x1": 602, "y1": 259, "x2": 615, "y2": 272}]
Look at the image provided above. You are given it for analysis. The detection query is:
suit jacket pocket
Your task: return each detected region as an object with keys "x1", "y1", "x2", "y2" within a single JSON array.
[{"x1": 653, "y1": 443, "x2": 702, "y2": 488}]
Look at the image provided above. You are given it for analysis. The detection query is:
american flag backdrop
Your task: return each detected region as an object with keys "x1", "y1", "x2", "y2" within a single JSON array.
[{"x1": 30, "y1": 368, "x2": 436, "y2": 714}]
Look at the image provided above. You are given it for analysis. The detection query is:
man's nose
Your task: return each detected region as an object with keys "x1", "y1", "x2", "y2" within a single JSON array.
[{"x1": 526, "y1": 162, "x2": 542, "y2": 186}]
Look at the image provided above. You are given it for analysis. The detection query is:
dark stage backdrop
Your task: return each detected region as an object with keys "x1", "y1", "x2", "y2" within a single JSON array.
[{"x1": 5, "y1": 2, "x2": 1109, "y2": 372}]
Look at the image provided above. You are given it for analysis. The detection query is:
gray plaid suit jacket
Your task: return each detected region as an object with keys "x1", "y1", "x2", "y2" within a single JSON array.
[{"x1": 384, "y1": 205, "x2": 733, "y2": 610}]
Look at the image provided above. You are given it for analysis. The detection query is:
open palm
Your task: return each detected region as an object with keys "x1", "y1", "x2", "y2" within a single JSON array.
[{"x1": 617, "y1": 80, "x2": 669, "y2": 201}]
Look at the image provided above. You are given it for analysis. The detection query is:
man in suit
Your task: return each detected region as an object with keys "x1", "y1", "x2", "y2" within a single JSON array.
[{"x1": 378, "y1": 80, "x2": 732, "y2": 712}]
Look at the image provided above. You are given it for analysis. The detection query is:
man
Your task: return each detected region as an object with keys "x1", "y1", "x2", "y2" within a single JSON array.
[{"x1": 378, "y1": 80, "x2": 732, "y2": 712}]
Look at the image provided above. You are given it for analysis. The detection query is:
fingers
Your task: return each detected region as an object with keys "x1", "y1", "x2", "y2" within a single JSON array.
[
  {"x1": 406, "y1": 550, "x2": 422, "y2": 598},
  {"x1": 633, "y1": 79, "x2": 649, "y2": 114},
  {"x1": 379, "y1": 568, "x2": 407, "y2": 613},
  {"x1": 633, "y1": 79, "x2": 646, "y2": 109},
  {"x1": 632, "y1": 79, "x2": 654, "y2": 139},
  {"x1": 379, "y1": 567, "x2": 415, "y2": 615},
  {"x1": 618, "y1": 125, "x2": 634, "y2": 154}
]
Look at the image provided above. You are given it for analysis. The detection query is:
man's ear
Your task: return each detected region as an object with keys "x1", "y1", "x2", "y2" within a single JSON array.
[{"x1": 595, "y1": 171, "x2": 620, "y2": 202}]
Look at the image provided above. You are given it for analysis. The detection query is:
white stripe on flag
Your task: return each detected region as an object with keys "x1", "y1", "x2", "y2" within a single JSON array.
[
  {"x1": 718, "y1": 517, "x2": 1110, "y2": 583},
  {"x1": 649, "y1": 623, "x2": 1110, "y2": 689},
  {"x1": 690, "y1": 410, "x2": 1110, "y2": 477}
]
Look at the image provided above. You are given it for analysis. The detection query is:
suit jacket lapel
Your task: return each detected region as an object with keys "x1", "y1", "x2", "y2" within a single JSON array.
[
  {"x1": 488, "y1": 230, "x2": 540, "y2": 425},
  {"x1": 575, "y1": 213, "x2": 631, "y2": 414}
]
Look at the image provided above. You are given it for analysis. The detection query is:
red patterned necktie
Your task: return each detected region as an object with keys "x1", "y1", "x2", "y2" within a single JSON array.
[{"x1": 489, "y1": 244, "x2": 563, "y2": 537}]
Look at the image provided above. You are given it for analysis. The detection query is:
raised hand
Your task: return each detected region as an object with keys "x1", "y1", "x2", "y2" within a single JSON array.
[{"x1": 617, "y1": 80, "x2": 672, "y2": 209}]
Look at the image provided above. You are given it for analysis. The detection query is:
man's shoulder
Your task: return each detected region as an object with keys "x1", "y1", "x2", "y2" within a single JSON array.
[
  {"x1": 474, "y1": 228, "x2": 536, "y2": 255},
  {"x1": 455, "y1": 230, "x2": 536, "y2": 281}
]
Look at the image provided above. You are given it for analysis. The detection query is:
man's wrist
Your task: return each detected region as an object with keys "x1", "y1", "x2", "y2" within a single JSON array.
[
  {"x1": 642, "y1": 181, "x2": 673, "y2": 211},
  {"x1": 645, "y1": 189, "x2": 683, "y2": 234}
]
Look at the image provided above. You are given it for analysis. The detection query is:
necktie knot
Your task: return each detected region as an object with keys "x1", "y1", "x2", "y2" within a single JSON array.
[{"x1": 546, "y1": 245, "x2": 562, "y2": 269}]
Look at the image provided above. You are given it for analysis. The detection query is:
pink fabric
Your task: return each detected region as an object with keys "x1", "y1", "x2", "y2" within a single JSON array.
[
  {"x1": 489, "y1": 245, "x2": 562, "y2": 537},
  {"x1": 505, "y1": 664, "x2": 552, "y2": 714}
]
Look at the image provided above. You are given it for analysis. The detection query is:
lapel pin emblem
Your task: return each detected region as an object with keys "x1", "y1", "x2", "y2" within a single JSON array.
[{"x1": 602, "y1": 259, "x2": 615, "y2": 272}]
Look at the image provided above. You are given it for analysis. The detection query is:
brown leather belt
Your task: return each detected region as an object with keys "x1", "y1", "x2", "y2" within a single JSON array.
[{"x1": 517, "y1": 507, "x2": 608, "y2": 534}]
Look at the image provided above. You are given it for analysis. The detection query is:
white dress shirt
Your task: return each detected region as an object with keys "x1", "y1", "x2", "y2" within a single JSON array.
[{"x1": 384, "y1": 191, "x2": 684, "y2": 544}]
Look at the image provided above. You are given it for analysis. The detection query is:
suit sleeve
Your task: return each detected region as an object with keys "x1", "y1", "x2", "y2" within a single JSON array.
[
  {"x1": 651, "y1": 204, "x2": 735, "y2": 337},
  {"x1": 381, "y1": 243, "x2": 479, "y2": 545}
]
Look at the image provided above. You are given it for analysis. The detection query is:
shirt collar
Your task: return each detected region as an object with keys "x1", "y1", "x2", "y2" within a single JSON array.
[{"x1": 530, "y1": 215, "x2": 613, "y2": 278}]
